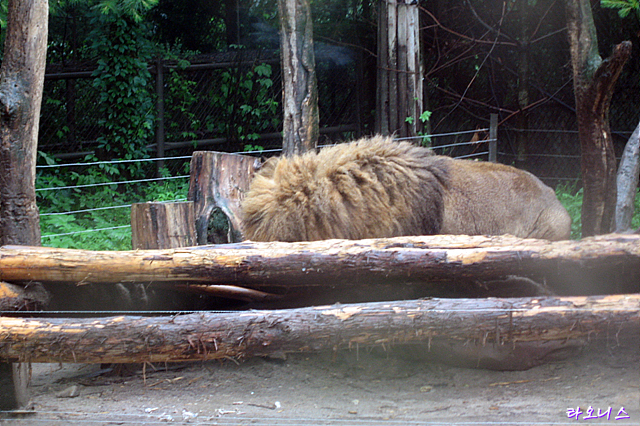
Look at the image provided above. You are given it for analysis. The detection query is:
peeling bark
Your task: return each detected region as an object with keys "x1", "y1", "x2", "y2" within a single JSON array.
[
  {"x1": 0, "y1": 234, "x2": 638, "y2": 295},
  {"x1": 616, "y1": 121, "x2": 640, "y2": 232}
]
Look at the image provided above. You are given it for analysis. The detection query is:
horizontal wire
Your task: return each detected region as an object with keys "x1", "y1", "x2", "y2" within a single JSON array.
[
  {"x1": 36, "y1": 155, "x2": 193, "y2": 169},
  {"x1": 40, "y1": 198, "x2": 189, "y2": 217},
  {"x1": 41, "y1": 225, "x2": 131, "y2": 238},
  {"x1": 36, "y1": 174, "x2": 189, "y2": 192},
  {"x1": 40, "y1": 203, "x2": 134, "y2": 216}
]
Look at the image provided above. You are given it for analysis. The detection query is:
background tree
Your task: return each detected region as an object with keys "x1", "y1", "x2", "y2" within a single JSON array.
[
  {"x1": 0, "y1": 0, "x2": 48, "y2": 410},
  {"x1": 565, "y1": 0, "x2": 631, "y2": 236},
  {"x1": 602, "y1": 0, "x2": 640, "y2": 232},
  {"x1": 278, "y1": 0, "x2": 319, "y2": 156}
]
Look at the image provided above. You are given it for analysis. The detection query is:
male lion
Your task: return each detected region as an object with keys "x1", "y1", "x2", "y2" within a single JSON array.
[{"x1": 241, "y1": 136, "x2": 571, "y2": 242}]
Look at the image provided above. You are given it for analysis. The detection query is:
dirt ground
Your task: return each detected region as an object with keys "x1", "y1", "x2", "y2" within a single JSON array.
[{"x1": 1, "y1": 337, "x2": 638, "y2": 426}]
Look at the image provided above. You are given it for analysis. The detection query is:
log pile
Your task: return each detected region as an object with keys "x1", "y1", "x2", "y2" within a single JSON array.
[{"x1": 0, "y1": 233, "x2": 638, "y2": 369}]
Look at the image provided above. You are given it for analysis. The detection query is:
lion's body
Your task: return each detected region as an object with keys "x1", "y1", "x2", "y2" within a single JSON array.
[
  {"x1": 439, "y1": 158, "x2": 571, "y2": 240},
  {"x1": 241, "y1": 136, "x2": 571, "y2": 242}
]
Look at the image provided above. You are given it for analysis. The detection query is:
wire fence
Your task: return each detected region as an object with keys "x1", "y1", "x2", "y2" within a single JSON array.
[{"x1": 36, "y1": 131, "x2": 495, "y2": 250}]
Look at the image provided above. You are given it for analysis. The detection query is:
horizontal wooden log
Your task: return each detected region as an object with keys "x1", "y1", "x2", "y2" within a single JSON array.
[
  {"x1": 0, "y1": 234, "x2": 638, "y2": 293},
  {"x1": 0, "y1": 295, "x2": 637, "y2": 369},
  {"x1": 0, "y1": 282, "x2": 49, "y2": 311}
]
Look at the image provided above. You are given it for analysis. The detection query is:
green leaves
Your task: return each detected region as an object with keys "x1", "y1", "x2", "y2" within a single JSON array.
[
  {"x1": 91, "y1": 0, "x2": 158, "y2": 22},
  {"x1": 89, "y1": 8, "x2": 155, "y2": 176},
  {"x1": 601, "y1": 0, "x2": 640, "y2": 19}
]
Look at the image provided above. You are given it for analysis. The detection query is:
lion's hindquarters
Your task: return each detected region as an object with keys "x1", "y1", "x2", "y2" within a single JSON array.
[{"x1": 440, "y1": 160, "x2": 571, "y2": 241}]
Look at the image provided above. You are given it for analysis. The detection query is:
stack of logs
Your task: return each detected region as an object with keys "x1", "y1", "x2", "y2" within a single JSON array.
[{"x1": 1, "y1": 152, "x2": 639, "y2": 375}]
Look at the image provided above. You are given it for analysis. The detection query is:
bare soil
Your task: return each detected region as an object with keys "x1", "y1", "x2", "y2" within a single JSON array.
[{"x1": 1, "y1": 338, "x2": 638, "y2": 426}]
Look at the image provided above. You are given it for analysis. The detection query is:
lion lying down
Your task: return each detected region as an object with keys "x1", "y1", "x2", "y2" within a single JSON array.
[{"x1": 241, "y1": 135, "x2": 571, "y2": 242}]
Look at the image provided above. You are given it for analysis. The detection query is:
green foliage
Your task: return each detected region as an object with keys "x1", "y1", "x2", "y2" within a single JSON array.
[
  {"x1": 555, "y1": 185, "x2": 584, "y2": 240},
  {"x1": 556, "y1": 184, "x2": 640, "y2": 239},
  {"x1": 208, "y1": 61, "x2": 280, "y2": 145},
  {"x1": 37, "y1": 153, "x2": 189, "y2": 251},
  {"x1": 89, "y1": 6, "x2": 156, "y2": 176},
  {"x1": 406, "y1": 109, "x2": 433, "y2": 147},
  {"x1": 601, "y1": 0, "x2": 640, "y2": 19}
]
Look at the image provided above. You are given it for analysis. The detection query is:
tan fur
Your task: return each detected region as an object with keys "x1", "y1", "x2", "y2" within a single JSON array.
[
  {"x1": 241, "y1": 136, "x2": 446, "y2": 241},
  {"x1": 241, "y1": 136, "x2": 571, "y2": 242},
  {"x1": 438, "y1": 158, "x2": 571, "y2": 240}
]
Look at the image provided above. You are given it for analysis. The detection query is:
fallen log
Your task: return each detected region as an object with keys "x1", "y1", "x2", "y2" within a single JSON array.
[
  {"x1": 0, "y1": 295, "x2": 637, "y2": 370},
  {"x1": 0, "y1": 234, "x2": 638, "y2": 296},
  {"x1": 0, "y1": 282, "x2": 49, "y2": 312}
]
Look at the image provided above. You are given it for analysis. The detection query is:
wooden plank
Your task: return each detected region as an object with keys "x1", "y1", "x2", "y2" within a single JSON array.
[{"x1": 387, "y1": 0, "x2": 398, "y2": 133}]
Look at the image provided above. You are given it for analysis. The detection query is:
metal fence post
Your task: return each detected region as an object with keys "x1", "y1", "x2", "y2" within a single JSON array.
[{"x1": 489, "y1": 113, "x2": 498, "y2": 162}]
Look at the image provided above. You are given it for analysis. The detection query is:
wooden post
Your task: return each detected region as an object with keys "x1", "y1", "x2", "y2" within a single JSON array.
[
  {"x1": 188, "y1": 151, "x2": 261, "y2": 244},
  {"x1": 489, "y1": 113, "x2": 498, "y2": 162},
  {"x1": 131, "y1": 202, "x2": 196, "y2": 250},
  {"x1": 376, "y1": 0, "x2": 422, "y2": 138}
]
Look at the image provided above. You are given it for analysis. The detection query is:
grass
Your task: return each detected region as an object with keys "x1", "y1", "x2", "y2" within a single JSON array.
[{"x1": 556, "y1": 185, "x2": 640, "y2": 239}]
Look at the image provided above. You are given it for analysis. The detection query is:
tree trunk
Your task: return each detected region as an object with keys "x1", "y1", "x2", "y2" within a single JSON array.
[
  {"x1": 565, "y1": 0, "x2": 631, "y2": 237},
  {"x1": 0, "y1": 234, "x2": 638, "y2": 293},
  {"x1": 616, "y1": 121, "x2": 640, "y2": 232},
  {"x1": 278, "y1": 0, "x2": 319, "y2": 156},
  {"x1": 0, "y1": 0, "x2": 48, "y2": 410},
  {"x1": 0, "y1": 295, "x2": 637, "y2": 370}
]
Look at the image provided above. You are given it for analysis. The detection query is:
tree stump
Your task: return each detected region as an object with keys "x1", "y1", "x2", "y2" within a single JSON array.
[
  {"x1": 188, "y1": 151, "x2": 261, "y2": 244},
  {"x1": 131, "y1": 201, "x2": 196, "y2": 249}
]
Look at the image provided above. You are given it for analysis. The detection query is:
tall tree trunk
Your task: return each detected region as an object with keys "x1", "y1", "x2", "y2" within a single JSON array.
[
  {"x1": 278, "y1": 0, "x2": 319, "y2": 156},
  {"x1": 0, "y1": 0, "x2": 48, "y2": 410},
  {"x1": 615, "y1": 121, "x2": 640, "y2": 232},
  {"x1": 565, "y1": 0, "x2": 631, "y2": 237}
]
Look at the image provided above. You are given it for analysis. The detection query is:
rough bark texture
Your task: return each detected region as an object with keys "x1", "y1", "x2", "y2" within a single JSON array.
[
  {"x1": 0, "y1": 234, "x2": 638, "y2": 296},
  {"x1": 0, "y1": 281, "x2": 49, "y2": 312},
  {"x1": 188, "y1": 151, "x2": 260, "y2": 244},
  {"x1": 0, "y1": 0, "x2": 47, "y2": 246},
  {"x1": 565, "y1": 0, "x2": 631, "y2": 237},
  {"x1": 131, "y1": 202, "x2": 196, "y2": 249},
  {"x1": 0, "y1": 295, "x2": 637, "y2": 370},
  {"x1": 615, "y1": 121, "x2": 640, "y2": 232},
  {"x1": 278, "y1": 0, "x2": 319, "y2": 156},
  {"x1": 0, "y1": 0, "x2": 48, "y2": 411}
]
